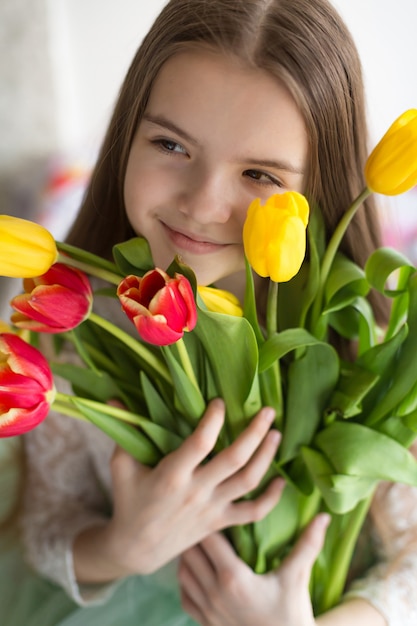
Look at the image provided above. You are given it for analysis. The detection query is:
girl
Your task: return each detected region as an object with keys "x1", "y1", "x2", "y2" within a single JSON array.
[{"x1": 7, "y1": 0, "x2": 417, "y2": 624}]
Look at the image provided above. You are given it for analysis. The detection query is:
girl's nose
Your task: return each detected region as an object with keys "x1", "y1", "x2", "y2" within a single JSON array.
[{"x1": 178, "y1": 168, "x2": 236, "y2": 225}]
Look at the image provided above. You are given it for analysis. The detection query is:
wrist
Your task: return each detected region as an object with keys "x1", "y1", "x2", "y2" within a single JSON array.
[{"x1": 73, "y1": 522, "x2": 136, "y2": 584}]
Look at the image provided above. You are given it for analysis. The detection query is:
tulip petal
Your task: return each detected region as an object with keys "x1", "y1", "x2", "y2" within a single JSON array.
[
  {"x1": 177, "y1": 275, "x2": 198, "y2": 329},
  {"x1": 267, "y1": 216, "x2": 307, "y2": 282},
  {"x1": 136, "y1": 314, "x2": 184, "y2": 345},
  {"x1": 150, "y1": 285, "x2": 189, "y2": 332},
  {"x1": 0, "y1": 333, "x2": 53, "y2": 392},
  {"x1": 0, "y1": 371, "x2": 46, "y2": 409},
  {"x1": 12, "y1": 285, "x2": 91, "y2": 330},
  {"x1": 0, "y1": 401, "x2": 51, "y2": 437}
]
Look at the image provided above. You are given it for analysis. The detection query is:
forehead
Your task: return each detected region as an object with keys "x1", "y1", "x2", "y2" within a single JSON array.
[{"x1": 145, "y1": 47, "x2": 308, "y2": 166}]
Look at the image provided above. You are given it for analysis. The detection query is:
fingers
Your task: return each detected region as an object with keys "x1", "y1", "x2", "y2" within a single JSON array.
[
  {"x1": 165, "y1": 398, "x2": 225, "y2": 472},
  {"x1": 110, "y1": 445, "x2": 151, "y2": 484},
  {"x1": 204, "y1": 407, "x2": 277, "y2": 485},
  {"x1": 198, "y1": 532, "x2": 243, "y2": 572},
  {"x1": 281, "y1": 513, "x2": 331, "y2": 585},
  {"x1": 226, "y1": 476, "x2": 286, "y2": 526},
  {"x1": 179, "y1": 545, "x2": 216, "y2": 610},
  {"x1": 218, "y1": 428, "x2": 281, "y2": 502}
]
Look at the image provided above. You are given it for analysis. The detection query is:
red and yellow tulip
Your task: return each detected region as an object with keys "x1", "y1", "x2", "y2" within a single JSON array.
[
  {"x1": 117, "y1": 269, "x2": 197, "y2": 346},
  {"x1": 0, "y1": 333, "x2": 55, "y2": 437},
  {"x1": 243, "y1": 192, "x2": 309, "y2": 283},
  {"x1": 10, "y1": 263, "x2": 92, "y2": 334}
]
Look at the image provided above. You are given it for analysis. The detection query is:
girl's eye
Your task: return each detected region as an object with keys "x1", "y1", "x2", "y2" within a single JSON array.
[
  {"x1": 153, "y1": 138, "x2": 188, "y2": 155},
  {"x1": 244, "y1": 169, "x2": 283, "y2": 188}
]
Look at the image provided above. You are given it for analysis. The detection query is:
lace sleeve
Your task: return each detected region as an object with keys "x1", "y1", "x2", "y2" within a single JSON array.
[
  {"x1": 20, "y1": 390, "x2": 118, "y2": 606},
  {"x1": 346, "y1": 442, "x2": 417, "y2": 625}
]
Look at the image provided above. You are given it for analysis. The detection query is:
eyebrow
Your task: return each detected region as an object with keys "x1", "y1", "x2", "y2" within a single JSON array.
[
  {"x1": 240, "y1": 157, "x2": 305, "y2": 176},
  {"x1": 142, "y1": 113, "x2": 305, "y2": 176},
  {"x1": 142, "y1": 114, "x2": 200, "y2": 146}
]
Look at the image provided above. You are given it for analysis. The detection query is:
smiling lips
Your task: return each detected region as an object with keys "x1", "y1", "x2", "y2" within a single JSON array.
[{"x1": 162, "y1": 222, "x2": 228, "y2": 254}]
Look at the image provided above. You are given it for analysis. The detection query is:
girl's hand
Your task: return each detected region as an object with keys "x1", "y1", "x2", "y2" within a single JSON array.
[
  {"x1": 178, "y1": 514, "x2": 330, "y2": 626},
  {"x1": 105, "y1": 399, "x2": 284, "y2": 576}
]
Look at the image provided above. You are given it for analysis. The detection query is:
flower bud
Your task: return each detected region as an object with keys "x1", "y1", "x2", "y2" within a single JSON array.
[
  {"x1": 10, "y1": 263, "x2": 92, "y2": 333},
  {"x1": 243, "y1": 192, "x2": 309, "y2": 282},
  {"x1": 0, "y1": 215, "x2": 58, "y2": 278},
  {"x1": 365, "y1": 109, "x2": 417, "y2": 195},
  {"x1": 117, "y1": 269, "x2": 197, "y2": 346},
  {"x1": 197, "y1": 286, "x2": 243, "y2": 316},
  {"x1": 0, "y1": 333, "x2": 55, "y2": 437}
]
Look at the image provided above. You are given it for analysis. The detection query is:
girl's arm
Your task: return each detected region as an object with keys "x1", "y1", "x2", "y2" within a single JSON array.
[
  {"x1": 21, "y1": 406, "x2": 116, "y2": 605},
  {"x1": 73, "y1": 399, "x2": 284, "y2": 583}
]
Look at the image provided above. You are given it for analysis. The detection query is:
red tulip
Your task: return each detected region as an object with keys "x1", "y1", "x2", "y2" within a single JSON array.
[
  {"x1": 117, "y1": 269, "x2": 197, "y2": 346},
  {"x1": 10, "y1": 263, "x2": 93, "y2": 333},
  {"x1": 0, "y1": 333, "x2": 55, "y2": 437}
]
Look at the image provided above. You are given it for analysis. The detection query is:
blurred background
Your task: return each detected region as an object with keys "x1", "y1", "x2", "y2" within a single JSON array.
[{"x1": 1, "y1": 0, "x2": 416, "y2": 316}]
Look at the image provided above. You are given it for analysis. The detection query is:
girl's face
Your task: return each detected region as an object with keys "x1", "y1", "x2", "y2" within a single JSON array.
[{"x1": 124, "y1": 47, "x2": 308, "y2": 294}]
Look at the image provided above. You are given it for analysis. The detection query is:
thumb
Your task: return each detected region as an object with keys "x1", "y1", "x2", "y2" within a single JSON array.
[{"x1": 281, "y1": 513, "x2": 330, "y2": 585}]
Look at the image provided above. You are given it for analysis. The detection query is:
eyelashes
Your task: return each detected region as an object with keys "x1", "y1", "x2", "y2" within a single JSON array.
[
  {"x1": 243, "y1": 169, "x2": 283, "y2": 188},
  {"x1": 149, "y1": 139, "x2": 284, "y2": 189}
]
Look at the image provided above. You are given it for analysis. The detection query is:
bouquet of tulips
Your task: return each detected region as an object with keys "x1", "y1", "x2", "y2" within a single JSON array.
[{"x1": 2, "y1": 109, "x2": 417, "y2": 615}]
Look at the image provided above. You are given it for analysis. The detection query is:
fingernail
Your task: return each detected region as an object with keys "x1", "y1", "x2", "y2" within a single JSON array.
[
  {"x1": 262, "y1": 407, "x2": 276, "y2": 423},
  {"x1": 317, "y1": 513, "x2": 331, "y2": 530}
]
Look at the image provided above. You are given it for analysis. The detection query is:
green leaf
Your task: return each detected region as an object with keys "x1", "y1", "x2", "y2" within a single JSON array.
[
  {"x1": 315, "y1": 421, "x2": 417, "y2": 486},
  {"x1": 140, "y1": 371, "x2": 178, "y2": 432},
  {"x1": 376, "y1": 413, "x2": 417, "y2": 448},
  {"x1": 51, "y1": 362, "x2": 121, "y2": 403},
  {"x1": 325, "y1": 361, "x2": 379, "y2": 419},
  {"x1": 112, "y1": 237, "x2": 154, "y2": 275},
  {"x1": 357, "y1": 323, "x2": 408, "y2": 375},
  {"x1": 71, "y1": 399, "x2": 161, "y2": 465},
  {"x1": 278, "y1": 342, "x2": 340, "y2": 463},
  {"x1": 365, "y1": 247, "x2": 415, "y2": 296},
  {"x1": 161, "y1": 346, "x2": 206, "y2": 424},
  {"x1": 166, "y1": 256, "x2": 197, "y2": 294},
  {"x1": 193, "y1": 308, "x2": 260, "y2": 437},
  {"x1": 252, "y1": 484, "x2": 310, "y2": 571},
  {"x1": 323, "y1": 254, "x2": 369, "y2": 315},
  {"x1": 259, "y1": 328, "x2": 335, "y2": 373},
  {"x1": 301, "y1": 446, "x2": 376, "y2": 514},
  {"x1": 365, "y1": 273, "x2": 417, "y2": 425}
]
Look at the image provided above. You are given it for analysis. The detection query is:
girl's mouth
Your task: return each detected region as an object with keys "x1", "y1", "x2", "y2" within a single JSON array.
[{"x1": 162, "y1": 223, "x2": 227, "y2": 254}]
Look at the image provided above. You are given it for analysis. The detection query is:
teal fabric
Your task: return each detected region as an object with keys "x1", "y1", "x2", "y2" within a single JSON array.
[{"x1": 0, "y1": 438, "x2": 198, "y2": 626}]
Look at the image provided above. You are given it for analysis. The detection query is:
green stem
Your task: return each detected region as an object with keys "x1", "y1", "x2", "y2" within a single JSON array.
[
  {"x1": 51, "y1": 393, "x2": 87, "y2": 420},
  {"x1": 57, "y1": 253, "x2": 121, "y2": 285},
  {"x1": 88, "y1": 312, "x2": 172, "y2": 384},
  {"x1": 319, "y1": 492, "x2": 374, "y2": 613},
  {"x1": 264, "y1": 280, "x2": 283, "y2": 425},
  {"x1": 175, "y1": 337, "x2": 199, "y2": 390},
  {"x1": 266, "y1": 281, "x2": 278, "y2": 338},
  {"x1": 311, "y1": 187, "x2": 372, "y2": 336}
]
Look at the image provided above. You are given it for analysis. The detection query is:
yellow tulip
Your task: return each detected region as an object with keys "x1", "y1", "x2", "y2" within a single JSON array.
[
  {"x1": 364, "y1": 109, "x2": 417, "y2": 195},
  {"x1": 198, "y1": 286, "x2": 243, "y2": 316},
  {"x1": 243, "y1": 192, "x2": 309, "y2": 283},
  {"x1": 0, "y1": 215, "x2": 58, "y2": 278}
]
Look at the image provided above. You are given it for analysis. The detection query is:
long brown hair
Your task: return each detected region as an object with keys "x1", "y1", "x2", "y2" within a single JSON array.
[{"x1": 66, "y1": 0, "x2": 386, "y2": 321}]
